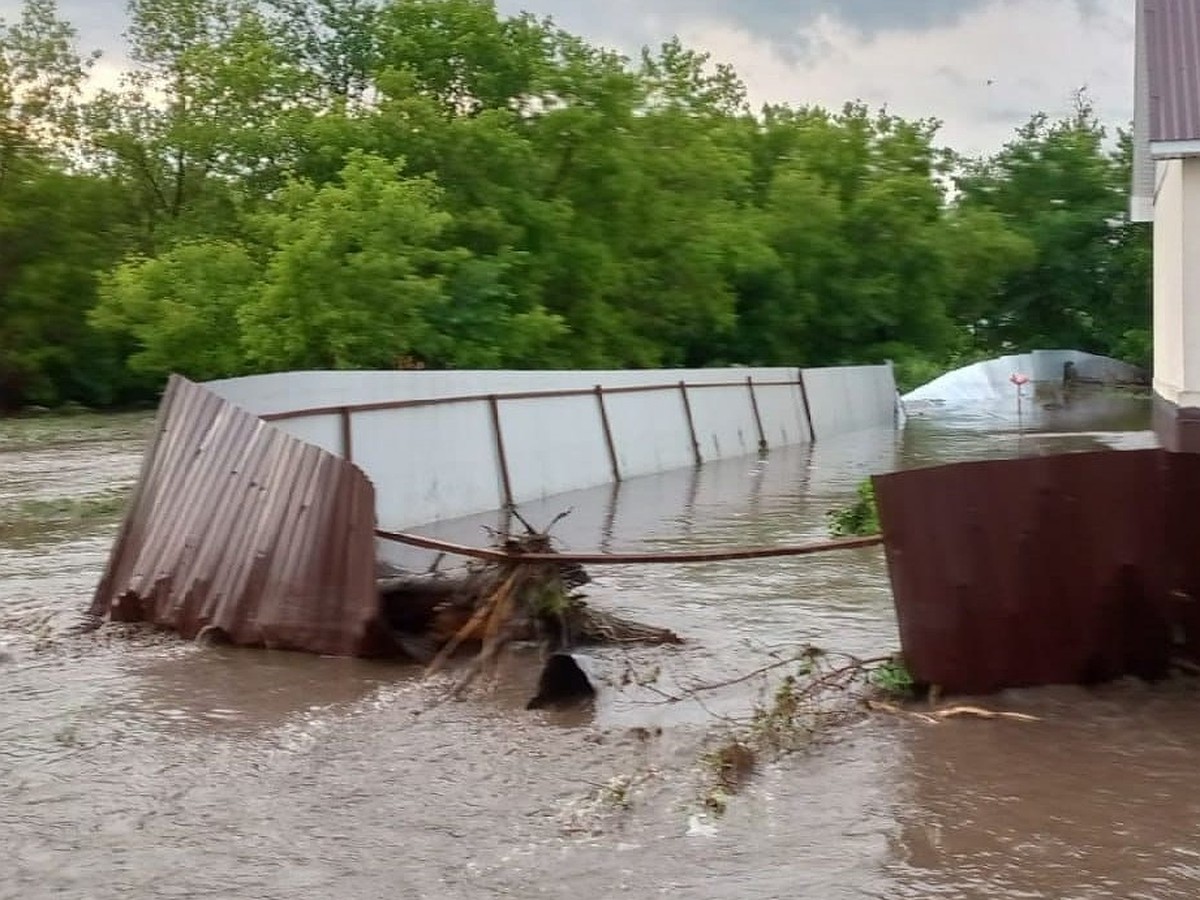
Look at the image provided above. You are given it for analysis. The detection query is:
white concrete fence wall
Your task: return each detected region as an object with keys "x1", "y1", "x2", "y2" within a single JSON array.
[
  {"x1": 207, "y1": 365, "x2": 897, "y2": 530},
  {"x1": 801, "y1": 364, "x2": 900, "y2": 437}
]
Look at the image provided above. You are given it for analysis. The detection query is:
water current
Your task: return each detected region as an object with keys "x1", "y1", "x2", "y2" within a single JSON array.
[{"x1": 3, "y1": 389, "x2": 1197, "y2": 900}]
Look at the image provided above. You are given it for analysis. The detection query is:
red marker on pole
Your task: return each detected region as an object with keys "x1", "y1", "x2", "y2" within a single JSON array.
[{"x1": 1010, "y1": 372, "x2": 1029, "y2": 433}]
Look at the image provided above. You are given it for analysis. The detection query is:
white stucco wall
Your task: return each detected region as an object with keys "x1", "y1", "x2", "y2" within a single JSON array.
[
  {"x1": 1154, "y1": 158, "x2": 1186, "y2": 406},
  {"x1": 206, "y1": 365, "x2": 896, "y2": 529}
]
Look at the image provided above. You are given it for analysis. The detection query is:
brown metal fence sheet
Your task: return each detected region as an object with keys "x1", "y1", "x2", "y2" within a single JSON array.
[
  {"x1": 91, "y1": 375, "x2": 385, "y2": 657},
  {"x1": 1164, "y1": 451, "x2": 1200, "y2": 660},
  {"x1": 873, "y1": 449, "x2": 1187, "y2": 695}
]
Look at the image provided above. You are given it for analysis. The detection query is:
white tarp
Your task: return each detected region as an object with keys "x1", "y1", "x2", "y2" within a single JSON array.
[{"x1": 903, "y1": 351, "x2": 1146, "y2": 405}]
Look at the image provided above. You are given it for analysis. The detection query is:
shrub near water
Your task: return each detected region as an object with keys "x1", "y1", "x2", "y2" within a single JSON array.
[
  {"x1": 868, "y1": 657, "x2": 916, "y2": 699},
  {"x1": 827, "y1": 478, "x2": 880, "y2": 538}
]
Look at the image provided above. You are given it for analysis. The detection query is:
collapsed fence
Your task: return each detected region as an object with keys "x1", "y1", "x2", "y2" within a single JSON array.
[
  {"x1": 91, "y1": 375, "x2": 1200, "y2": 700},
  {"x1": 90, "y1": 374, "x2": 888, "y2": 663}
]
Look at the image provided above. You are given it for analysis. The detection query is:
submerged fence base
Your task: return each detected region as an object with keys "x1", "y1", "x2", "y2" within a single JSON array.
[{"x1": 874, "y1": 448, "x2": 1200, "y2": 695}]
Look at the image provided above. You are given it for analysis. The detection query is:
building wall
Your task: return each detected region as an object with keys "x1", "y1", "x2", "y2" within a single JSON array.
[
  {"x1": 1154, "y1": 158, "x2": 1186, "y2": 405},
  {"x1": 1152, "y1": 157, "x2": 1200, "y2": 410},
  {"x1": 207, "y1": 365, "x2": 898, "y2": 529}
]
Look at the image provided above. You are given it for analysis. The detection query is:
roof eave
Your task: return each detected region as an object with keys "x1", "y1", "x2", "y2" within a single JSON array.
[{"x1": 1150, "y1": 138, "x2": 1200, "y2": 158}]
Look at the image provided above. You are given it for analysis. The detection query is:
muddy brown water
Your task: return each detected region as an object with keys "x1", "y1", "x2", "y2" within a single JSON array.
[{"x1": 4, "y1": 391, "x2": 1199, "y2": 900}]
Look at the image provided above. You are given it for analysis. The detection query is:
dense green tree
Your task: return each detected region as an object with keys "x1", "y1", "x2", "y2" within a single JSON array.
[
  {"x1": 92, "y1": 238, "x2": 259, "y2": 380},
  {"x1": 94, "y1": 151, "x2": 569, "y2": 377},
  {"x1": 0, "y1": 0, "x2": 136, "y2": 409},
  {"x1": 954, "y1": 97, "x2": 1149, "y2": 357},
  {"x1": 0, "y1": 0, "x2": 1153, "y2": 410}
]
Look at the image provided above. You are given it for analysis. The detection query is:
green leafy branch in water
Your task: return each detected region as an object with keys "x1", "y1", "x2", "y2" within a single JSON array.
[
  {"x1": 688, "y1": 648, "x2": 1057, "y2": 819},
  {"x1": 868, "y1": 656, "x2": 916, "y2": 699},
  {"x1": 666, "y1": 647, "x2": 911, "y2": 816},
  {"x1": 827, "y1": 478, "x2": 880, "y2": 538},
  {"x1": 689, "y1": 651, "x2": 1047, "y2": 815}
]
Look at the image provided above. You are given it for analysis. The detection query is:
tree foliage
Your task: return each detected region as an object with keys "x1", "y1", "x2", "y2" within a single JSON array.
[
  {"x1": 0, "y1": 0, "x2": 1151, "y2": 410},
  {"x1": 954, "y1": 97, "x2": 1149, "y2": 362}
]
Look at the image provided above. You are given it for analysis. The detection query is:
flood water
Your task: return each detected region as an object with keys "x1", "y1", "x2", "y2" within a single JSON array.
[{"x1": 4, "y1": 389, "x2": 1199, "y2": 900}]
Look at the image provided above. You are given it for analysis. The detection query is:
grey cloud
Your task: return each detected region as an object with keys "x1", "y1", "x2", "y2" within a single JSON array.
[
  {"x1": 686, "y1": 0, "x2": 982, "y2": 36},
  {"x1": 499, "y1": 0, "x2": 1119, "y2": 65},
  {"x1": 498, "y1": 0, "x2": 991, "y2": 62},
  {"x1": 935, "y1": 66, "x2": 974, "y2": 89},
  {"x1": 19, "y1": 0, "x2": 1099, "y2": 64},
  {"x1": 36, "y1": 0, "x2": 994, "y2": 67},
  {"x1": 983, "y1": 106, "x2": 1042, "y2": 124}
]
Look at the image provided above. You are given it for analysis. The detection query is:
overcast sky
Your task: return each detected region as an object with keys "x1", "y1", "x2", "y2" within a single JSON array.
[{"x1": 11, "y1": 0, "x2": 1135, "y2": 157}]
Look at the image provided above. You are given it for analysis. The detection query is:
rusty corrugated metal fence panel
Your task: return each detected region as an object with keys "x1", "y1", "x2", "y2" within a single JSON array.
[
  {"x1": 874, "y1": 450, "x2": 1180, "y2": 695},
  {"x1": 1146, "y1": 0, "x2": 1200, "y2": 146},
  {"x1": 1163, "y1": 451, "x2": 1200, "y2": 660},
  {"x1": 92, "y1": 375, "x2": 385, "y2": 657}
]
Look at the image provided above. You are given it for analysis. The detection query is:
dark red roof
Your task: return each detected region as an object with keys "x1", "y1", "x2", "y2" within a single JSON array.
[{"x1": 1145, "y1": 0, "x2": 1200, "y2": 146}]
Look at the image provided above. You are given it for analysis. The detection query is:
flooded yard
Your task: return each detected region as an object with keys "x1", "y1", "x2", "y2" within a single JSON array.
[{"x1": 4, "y1": 391, "x2": 1199, "y2": 900}]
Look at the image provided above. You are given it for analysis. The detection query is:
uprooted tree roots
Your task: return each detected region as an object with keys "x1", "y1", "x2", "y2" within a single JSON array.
[{"x1": 378, "y1": 514, "x2": 682, "y2": 699}]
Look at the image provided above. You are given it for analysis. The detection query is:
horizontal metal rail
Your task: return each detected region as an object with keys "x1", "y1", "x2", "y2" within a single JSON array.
[
  {"x1": 375, "y1": 528, "x2": 882, "y2": 565},
  {"x1": 262, "y1": 378, "x2": 805, "y2": 423}
]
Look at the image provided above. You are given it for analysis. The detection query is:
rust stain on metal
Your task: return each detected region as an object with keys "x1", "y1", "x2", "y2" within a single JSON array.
[
  {"x1": 873, "y1": 449, "x2": 1192, "y2": 695},
  {"x1": 259, "y1": 378, "x2": 808, "y2": 424},
  {"x1": 339, "y1": 406, "x2": 353, "y2": 461},
  {"x1": 91, "y1": 375, "x2": 386, "y2": 657}
]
